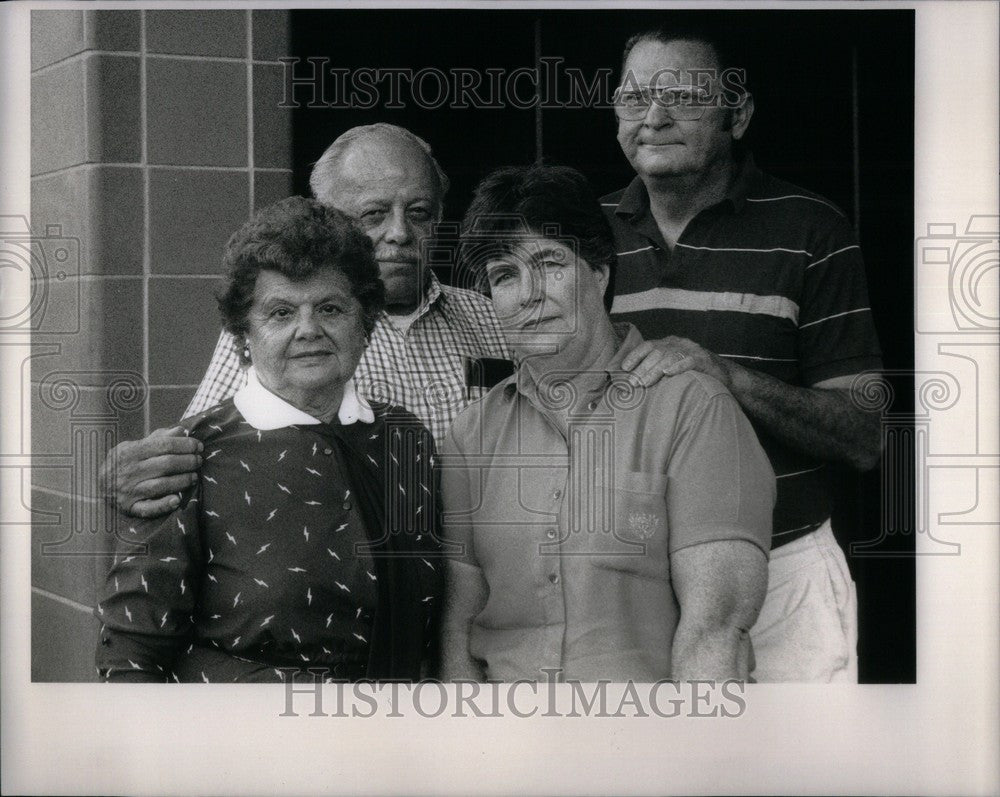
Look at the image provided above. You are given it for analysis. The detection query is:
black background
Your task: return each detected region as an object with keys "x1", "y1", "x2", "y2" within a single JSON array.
[{"x1": 290, "y1": 9, "x2": 916, "y2": 683}]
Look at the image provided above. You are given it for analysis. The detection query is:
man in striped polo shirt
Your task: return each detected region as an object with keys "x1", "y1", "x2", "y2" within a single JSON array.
[{"x1": 604, "y1": 28, "x2": 883, "y2": 681}]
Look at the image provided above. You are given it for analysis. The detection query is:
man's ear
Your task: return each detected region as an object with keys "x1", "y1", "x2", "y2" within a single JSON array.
[
  {"x1": 730, "y1": 92, "x2": 754, "y2": 141},
  {"x1": 595, "y1": 261, "x2": 611, "y2": 296}
]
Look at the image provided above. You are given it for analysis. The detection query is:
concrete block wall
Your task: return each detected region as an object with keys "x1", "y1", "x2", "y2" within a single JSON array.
[{"x1": 30, "y1": 9, "x2": 292, "y2": 681}]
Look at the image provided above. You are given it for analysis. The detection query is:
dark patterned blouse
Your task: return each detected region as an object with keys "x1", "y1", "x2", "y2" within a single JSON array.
[{"x1": 95, "y1": 388, "x2": 441, "y2": 683}]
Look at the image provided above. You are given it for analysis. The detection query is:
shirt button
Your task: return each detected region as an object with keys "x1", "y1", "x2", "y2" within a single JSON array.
[
  {"x1": 546, "y1": 528, "x2": 557, "y2": 540},
  {"x1": 548, "y1": 573, "x2": 559, "y2": 584},
  {"x1": 323, "y1": 448, "x2": 333, "y2": 455}
]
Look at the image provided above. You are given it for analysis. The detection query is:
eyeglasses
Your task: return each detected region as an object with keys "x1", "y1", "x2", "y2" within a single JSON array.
[{"x1": 612, "y1": 86, "x2": 717, "y2": 121}]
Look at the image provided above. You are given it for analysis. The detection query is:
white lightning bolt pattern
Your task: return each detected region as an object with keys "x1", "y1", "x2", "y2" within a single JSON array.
[
  {"x1": 335, "y1": 582, "x2": 350, "y2": 592},
  {"x1": 124, "y1": 606, "x2": 132, "y2": 622},
  {"x1": 210, "y1": 614, "x2": 221, "y2": 620},
  {"x1": 97, "y1": 604, "x2": 104, "y2": 615},
  {"x1": 353, "y1": 633, "x2": 367, "y2": 643},
  {"x1": 306, "y1": 467, "x2": 321, "y2": 476},
  {"x1": 128, "y1": 526, "x2": 137, "y2": 534},
  {"x1": 277, "y1": 483, "x2": 290, "y2": 494},
  {"x1": 244, "y1": 491, "x2": 251, "y2": 506},
  {"x1": 233, "y1": 592, "x2": 241, "y2": 607},
  {"x1": 207, "y1": 573, "x2": 218, "y2": 583},
  {"x1": 303, "y1": 527, "x2": 309, "y2": 541},
  {"x1": 300, "y1": 653, "x2": 310, "y2": 662},
  {"x1": 233, "y1": 636, "x2": 241, "y2": 646},
  {"x1": 160, "y1": 612, "x2": 168, "y2": 628},
  {"x1": 204, "y1": 475, "x2": 218, "y2": 484},
  {"x1": 278, "y1": 450, "x2": 287, "y2": 462},
  {"x1": 390, "y1": 453, "x2": 399, "y2": 465},
  {"x1": 304, "y1": 500, "x2": 321, "y2": 506},
  {"x1": 177, "y1": 518, "x2": 186, "y2": 534},
  {"x1": 256, "y1": 430, "x2": 262, "y2": 442},
  {"x1": 256, "y1": 542, "x2": 271, "y2": 555},
  {"x1": 291, "y1": 628, "x2": 301, "y2": 643},
  {"x1": 240, "y1": 460, "x2": 251, "y2": 472},
  {"x1": 261, "y1": 615, "x2": 274, "y2": 627},
  {"x1": 266, "y1": 509, "x2": 277, "y2": 522},
  {"x1": 254, "y1": 578, "x2": 269, "y2": 588},
  {"x1": 312, "y1": 443, "x2": 317, "y2": 456},
  {"x1": 307, "y1": 587, "x2": 312, "y2": 605},
  {"x1": 180, "y1": 579, "x2": 186, "y2": 595},
  {"x1": 325, "y1": 614, "x2": 333, "y2": 628},
  {"x1": 205, "y1": 510, "x2": 220, "y2": 518},
  {"x1": 226, "y1": 532, "x2": 237, "y2": 546},
  {"x1": 327, "y1": 549, "x2": 340, "y2": 560},
  {"x1": 202, "y1": 672, "x2": 210, "y2": 683},
  {"x1": 356, "y1": 607, "x2": 362, "y2": 618},
  {"x1": 421, "y1": 559, "x2": 435, "y2": 571},
  {"x1": 122, "y1": 556, "x2": 135, "y2": 563},
  {"x1": 344, "y1": 490, "x2": 350, "y2": 500},
  {"x1": 335, "y1": 523, "x2": 348, "y2": 532},
  {"x1": 129, "y1": 659, "x2": 141, "y2": 670},
  {"x1": 366, "y1": 454, "x2": 378, "y2": 467},
  {"x1": 322, "y1": 647, "x2": 332, "y2": 655},
  {"x1": 159, "y1": 556, "x2": 178, "y2": 563},
  {"x1": 367, "y1": 571, "x2": 377, "y2": 581},
  {"x1": 209, "y1": 424, "x2": 223, "y2": 432},
  {"x1": 288, "y1": 567, "x2": 307, "y2": 573},
  {"x1": 140, "y1": 574, "x2": 148, "y2": 592},
  {"x1": 114, "y1": 577, "x2": 120, "y2": 592},
  {"x1": 206, "y1": 449, "x2": 221, "y2": 459},
  {"x1": 369, "y1": 434, "x2": 378, "y2": 440}
]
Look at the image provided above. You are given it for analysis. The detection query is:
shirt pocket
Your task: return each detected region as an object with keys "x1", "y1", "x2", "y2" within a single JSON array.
[{"x1": 587, "y1": 469, "x2": 670, "y2": 581}]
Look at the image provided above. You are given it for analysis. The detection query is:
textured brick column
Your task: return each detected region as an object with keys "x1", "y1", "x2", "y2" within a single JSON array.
[{"x1": 29, "y1": 9, "x2": 291, "y2": 681}]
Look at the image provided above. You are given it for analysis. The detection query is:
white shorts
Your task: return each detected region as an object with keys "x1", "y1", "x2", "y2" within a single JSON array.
[{"x1": 750, "y1": 521, "x2": 858, "y2": 683}]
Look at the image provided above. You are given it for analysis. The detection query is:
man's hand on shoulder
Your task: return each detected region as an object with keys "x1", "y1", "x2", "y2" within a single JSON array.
[
  {"x1": 99, "y1": 426, "x2": 203, "y2": 518},
  {"x1": 621, "y1": 336, "x2": 732, "y2": 388}
]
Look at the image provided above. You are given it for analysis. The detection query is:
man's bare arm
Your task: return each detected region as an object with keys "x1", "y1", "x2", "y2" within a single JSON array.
[
  {"x1": 670, "y1": 539, "x2": 768, "y2": 681},
  {"x1": 99, "y1": 426, "x2": 202, "y2": 518},
  {"x1": 622, "y1": 337, "x2": 882, "y2": 470}
]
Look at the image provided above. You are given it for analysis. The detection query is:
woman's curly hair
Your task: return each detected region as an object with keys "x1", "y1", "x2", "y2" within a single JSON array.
[{"x1": 218, "y1": 196, "x2": 385, "y2": 361}]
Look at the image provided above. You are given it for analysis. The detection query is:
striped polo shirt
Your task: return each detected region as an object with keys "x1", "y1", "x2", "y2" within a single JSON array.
[{"x1": 601, "y1": 155, "x2": 882, "y2": 545}]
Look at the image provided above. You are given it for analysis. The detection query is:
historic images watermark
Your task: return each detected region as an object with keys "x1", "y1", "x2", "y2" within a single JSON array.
[
  {"x1": 278, "y1": 59, "x2": 749, "y2": 112},
  {"x1": 279, "y1": 673, "x2": 749, "y2": 719}
]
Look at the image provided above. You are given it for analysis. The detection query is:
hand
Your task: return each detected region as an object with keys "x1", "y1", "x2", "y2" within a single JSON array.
[
  {"x1": 620, "y1": 336, "x2": 731, "y2": 389},
  {"x1": 99, "y1": 426, "x2": 203, "y2": 518}
]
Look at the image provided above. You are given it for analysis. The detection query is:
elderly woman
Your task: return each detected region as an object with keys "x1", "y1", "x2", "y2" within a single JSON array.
[{"x1": 95, "y1": 197, "x2": 440, "y2": 682}]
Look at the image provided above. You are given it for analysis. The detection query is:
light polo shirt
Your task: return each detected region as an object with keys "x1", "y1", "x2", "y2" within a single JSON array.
[
  {"x1": 601, "y1": 154, "x2": 883, "y2": 544},
  {"x1": 440, "y1": 324, "x2": 774, "y2": 682}
]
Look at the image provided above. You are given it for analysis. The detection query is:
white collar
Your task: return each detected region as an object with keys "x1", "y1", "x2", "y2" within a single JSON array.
[{"x1": 233, "y1": 367, "x2": 374, "y2": 430}]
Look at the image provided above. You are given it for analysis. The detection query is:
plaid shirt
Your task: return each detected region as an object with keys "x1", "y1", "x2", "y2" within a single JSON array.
[{"x1": 184, "y1": 274, "x2": 510, "y2": 442}]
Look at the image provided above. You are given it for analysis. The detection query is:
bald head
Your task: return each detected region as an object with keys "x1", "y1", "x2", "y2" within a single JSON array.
[
  {"x1": 309, "y1": 123, "x2": 449, "y2": 211},
  {"x1": 308, "y1": 125, "x2": 446, "y2": 314}
]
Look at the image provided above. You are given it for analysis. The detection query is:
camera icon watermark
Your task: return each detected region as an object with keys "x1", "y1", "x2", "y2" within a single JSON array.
[
  {"x1": 915, "y1": 215, "x2": 998, "y2": 334},
  {"x1": 0, "y1": 214, "x2": 81, "y2": 334}
]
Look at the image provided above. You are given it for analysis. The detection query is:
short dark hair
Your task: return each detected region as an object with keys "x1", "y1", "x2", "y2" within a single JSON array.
[
  {"x1": 218, "y1": 196, "x2": 385, "y2": 359},
  {"x1": 459, "y1": 164, "x2": 616, "y2": 301},
  {"x1": 620, "y1": 25, "x2": 744, "y2": 86}
]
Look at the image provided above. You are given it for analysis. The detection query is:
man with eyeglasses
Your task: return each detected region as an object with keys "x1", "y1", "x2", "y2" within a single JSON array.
[{"x1": 604, "y1": 28, "x2": 884, "y2": 682}]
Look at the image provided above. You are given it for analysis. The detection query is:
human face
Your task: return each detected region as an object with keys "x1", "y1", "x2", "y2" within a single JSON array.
[
  {"x1": 245, "y1": 268, "x2": 368, "y2": 415},
  {"x1": 485, "y1": 237, "x2": 610, "y2": 367},
  {"x1": 616, "y1": 39, "x2": 744, "y2": 182},
  {"x1": 327, "y1": 136, "x2": 440, "y2": 313}
]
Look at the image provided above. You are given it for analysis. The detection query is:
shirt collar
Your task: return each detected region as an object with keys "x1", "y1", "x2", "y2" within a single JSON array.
[
  {"x1": 614, "y1": 150, "x2": 761, "y2": 218},
  {"x1": 380, "y1": 270, "x2": 446, "y2": 328},
  {"x1": 506, "y1": 322, "x2": 645, "y2": 401},
  {"x1": 233, "y1": 367, "x2": 374, "y2": 430}
]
